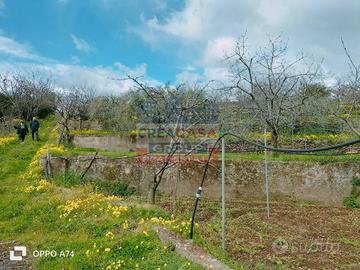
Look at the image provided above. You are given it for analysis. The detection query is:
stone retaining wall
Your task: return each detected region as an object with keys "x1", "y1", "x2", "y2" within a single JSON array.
[{"x1": 43, "y1": 155, "x2": 360, "y2": 205}]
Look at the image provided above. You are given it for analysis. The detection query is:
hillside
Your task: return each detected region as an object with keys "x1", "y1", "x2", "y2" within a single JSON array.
[{"x1": 0, "y1": 118, "x2": 208, "y2": 269}]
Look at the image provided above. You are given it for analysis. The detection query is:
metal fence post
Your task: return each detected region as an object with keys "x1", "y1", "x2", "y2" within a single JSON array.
[
  {"x1": 264, "y1": 129, "x2": 270, "y2": 218},
  {"x1": 221, "y1": 130, "x2": 225, "y2": 250}
]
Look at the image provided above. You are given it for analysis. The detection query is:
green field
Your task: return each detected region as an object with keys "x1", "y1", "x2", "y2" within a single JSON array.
[{"x1": 0, "y1": 118, "x2": 204, "y2": 270}]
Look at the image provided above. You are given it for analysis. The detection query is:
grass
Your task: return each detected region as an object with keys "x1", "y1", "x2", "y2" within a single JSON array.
[
  {"x1": 56, "y1": 133, "x2": 360, "y2": 164},
  {"x1": 47, "y1": 138, "x2": 360, "y2": 164},
  {"x1": 0, "y1": 116, "x2": 203, "y2": 270},
  {"x1": 71, "y1": 129, "x2": 129, "y2": 136},
  {"x1": 51, "y1": 171, "x2": 137, "y2": 197},
  {"x1": 3, "y1": 117, "x2": 360, "y2": 269},
  {"x1": 225, "y1": 151, "x2": 360, "y2": 163},
  {"x1": 65, "y1": 127, "x2": 360, "y2": 164}
]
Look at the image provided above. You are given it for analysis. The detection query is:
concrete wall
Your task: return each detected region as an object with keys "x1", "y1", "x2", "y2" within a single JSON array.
[
  {"x1": 72, "y1": 135, "x2": 136, "y2": 151},
  {"x1": 44, "y1": 155, "x2": 360, "y2": 205},
  {"x1": 72, "y1": 135, "x2": 172, "y2": 152}
]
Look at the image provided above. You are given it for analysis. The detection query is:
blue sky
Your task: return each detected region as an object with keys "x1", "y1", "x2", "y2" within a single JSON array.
[{"x1": 0, "y1": 0, "x2": 359, "y2": 93}]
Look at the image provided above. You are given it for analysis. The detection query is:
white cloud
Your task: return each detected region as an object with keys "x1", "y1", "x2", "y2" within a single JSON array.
[
  {"x1": 135, "y1": 0, "x2": 360, "y2": 82},
  {"x1": 204, "y1": 67, "x2": 231, "y2": 82},
  {"x1": 0, "y1": 34, "x2": 153, "y2": 95},
  {"x1": 114, "y1": 62, "x2": 147, "y2": 78},
  {"x1": 153, "y1": 0, "x2": 167, "y2": 11},
  {"x1": 135, "y1": 0, "x2": 256, "y2": 42},
  {"x1": 176, "y1": 70, "x2": 202, "y2": 84},
  {"x1": 70, "y1": 34, "x2": 94, "y2": 53},
  {"x1": 0, "y1": 35, "x2": 36, "y2": 59},
  {"x1": 0, "y1": 60, "x2": 150, "y2": 95},
  {"x1": 203, "y1": 36, "x2": 237, "y2": 65}
]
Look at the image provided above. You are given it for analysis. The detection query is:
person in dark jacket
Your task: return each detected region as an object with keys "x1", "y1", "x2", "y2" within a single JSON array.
[
  {"x1": 14, "y1": 121, "x2": 29, "y2": 142},
  {"x1": 30, "y1": 117, "x2": 40, "y2": 141}
]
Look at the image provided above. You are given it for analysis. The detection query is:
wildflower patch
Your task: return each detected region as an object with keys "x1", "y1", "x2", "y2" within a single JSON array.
[
  {"x1": 58, "y1": 193, "x2": 128, "y2": 220},
  {"x1": 0, "y1": 136, "x2": 17, "y2": 146}
]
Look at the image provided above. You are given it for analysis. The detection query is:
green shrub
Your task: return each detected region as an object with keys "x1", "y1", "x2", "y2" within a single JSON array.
[
  {"x1": 37, "y1": 107, "x2": 55, "y2": 119},
  {"x1": 51, "y1": 172, "x2": 136, "y2": 197},
  {"x1": 351, "y1": 177, "x2": 360, "y2": 187},
  {"x1": 343, "y1": 196, "x2": 359, "y2": 208},
  {"x1": 92, "y1": 179, "x2": 136, "y2": 197},
  {"x1": 52, "y1": 171, "x2": 85, "y2": 187}
]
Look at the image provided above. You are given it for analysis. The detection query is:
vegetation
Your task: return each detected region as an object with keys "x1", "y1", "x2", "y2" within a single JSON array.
[
  {"x1": 1, "y1": 32, "x2": 360, "y2": 269},
  {"x1": 343, "y1": 177, "x2": 360, "y2": 208},
  {"x1": 0, "y1": 118, "x2": 203, "y2": 269},
  {"x1": 0, "y1": 73, "x2": 55, "y2": 120},
  {"x1": 158, "y1": 196, "x2": 360, "y2": 269},
  {"x1": 51, "y1": 171, "x2": 137, "y2": 197},
  {"x1": 225, "y1": 152, "x2": 360, "y2": 163}
]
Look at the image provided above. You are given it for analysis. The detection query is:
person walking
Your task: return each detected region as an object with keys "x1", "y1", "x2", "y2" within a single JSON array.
[
  {"x1": 30, "y1": 117, "x2": 40, "y2": 141},
  {"x1": 15, "y1": 121, "x2": 29, "y2": 142}
]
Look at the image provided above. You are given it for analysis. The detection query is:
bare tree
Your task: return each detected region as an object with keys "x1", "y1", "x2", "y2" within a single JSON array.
[
  {"x1": 89, "y1": 93, "x2": 140, "y2": 132},
  {"x1": 335, "y1": 38, "x2": 360, "y2": 137},
  {"x1": 56, "y1": 86, "x2": 94, "y2": 143},
  {"x1": 0, "y1": 73, "x2": 55, "y2": 120},
  {"x1": 226, "y1": 35, "x2": 319, "y2": 147},
  {"x1": 127, "y1": 76, "x2": 216, "y2": 204}
]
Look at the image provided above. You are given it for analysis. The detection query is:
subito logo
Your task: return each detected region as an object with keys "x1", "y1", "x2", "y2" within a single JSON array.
[{"x1": 9, "y1": 246, "x2": 27, "y2": 261}]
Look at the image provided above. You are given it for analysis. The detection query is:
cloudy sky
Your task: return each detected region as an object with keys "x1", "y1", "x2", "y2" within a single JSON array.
[{"x1": 0, "y1": 0, "x2": 359, "y2": 93}]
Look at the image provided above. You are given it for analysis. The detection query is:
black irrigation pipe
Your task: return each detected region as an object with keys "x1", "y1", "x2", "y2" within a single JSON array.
[
  {"x1": 189, "y1": 136, "x2": 222, "y2": 239},
  {"x1": 226, "y1": 133, "x2": 360, "y2": 153},
  {"x1": 189, "y1": 133, "x2": 360, "y2": 240}
]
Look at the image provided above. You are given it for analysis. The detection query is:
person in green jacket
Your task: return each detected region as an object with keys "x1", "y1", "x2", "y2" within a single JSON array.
[{"x1": 30, "y1": 117, "x2": 40, "y2": 141}]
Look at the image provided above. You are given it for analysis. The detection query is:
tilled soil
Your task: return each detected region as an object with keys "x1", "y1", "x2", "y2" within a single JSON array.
[{"x1": 160, "y1": 198, "x2": 360, "y2": 269}]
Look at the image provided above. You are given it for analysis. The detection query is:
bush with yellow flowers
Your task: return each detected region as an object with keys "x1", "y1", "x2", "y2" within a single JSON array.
[
  {"x1": 58, "y1": 193, "x2": 128, "y2": 220},
  {"x1": 71, "y1": 129, "x2": 116, "y2": 136},
  {"x1": 147, "y1": 216, "x2": 199, "y2": 237},
  {"x1": 22, "y1": 143, "x2": 64, "y2": 180},
  {"x1": 24, "y1": 179, "x2": 51, "y2": 193},
  {"x1": 0, "y1": 136, "x2": 17, "y2": 146},
  {"x1": 295, "y1": 133, "x2": 352, "y2": 143},
  {"x1": 22, "y1": 143, "x2": 64, "y2": 193}
]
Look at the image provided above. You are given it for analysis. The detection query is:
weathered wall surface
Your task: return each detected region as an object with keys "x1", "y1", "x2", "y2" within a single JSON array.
[
  {"x1": 72, "y1": 135, "x2": 136, "y2": 152},
  {"x1": 45, "y1": 156, "x2": 360, "y2": 205},
  {"x1": 72, "y1": 135, "x2": 171, "y2": 152},
  {"x1": 72, "y1": 135, "x2": 360, "y2": 153}
]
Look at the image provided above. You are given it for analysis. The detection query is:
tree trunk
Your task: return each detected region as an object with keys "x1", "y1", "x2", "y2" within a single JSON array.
[
  {"x1": 271, "y1": 129, "x2": 279, "y2": 148},
  {"x1": 149, "y1": 185, "x2": 156, "y2": 204}
]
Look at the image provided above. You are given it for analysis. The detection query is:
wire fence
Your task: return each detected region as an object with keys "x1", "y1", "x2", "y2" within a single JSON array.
[{"x1": 189, "y1": 132, "x2": 360, "y2": 250}]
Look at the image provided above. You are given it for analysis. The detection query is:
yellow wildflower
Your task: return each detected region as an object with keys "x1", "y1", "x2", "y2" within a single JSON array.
[
  {"x1": 138, "y1": 218, "x2": 145, "y2": 225},
  {"x1": 105, "y1": 231, "x2": 115, "y2": 239},
  {"x1": 122, "y1": 220, "x2": 129, "y2": 230}
]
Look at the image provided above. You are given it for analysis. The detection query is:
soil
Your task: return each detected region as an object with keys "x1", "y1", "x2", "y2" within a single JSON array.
[{"x1": 160, "y1": 197, "x2": 360, "y2": 270}]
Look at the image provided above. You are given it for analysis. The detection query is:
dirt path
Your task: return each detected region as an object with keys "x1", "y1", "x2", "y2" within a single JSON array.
[{"x1": 154, "y1": 226, "x2": 233, "y2": 270}]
